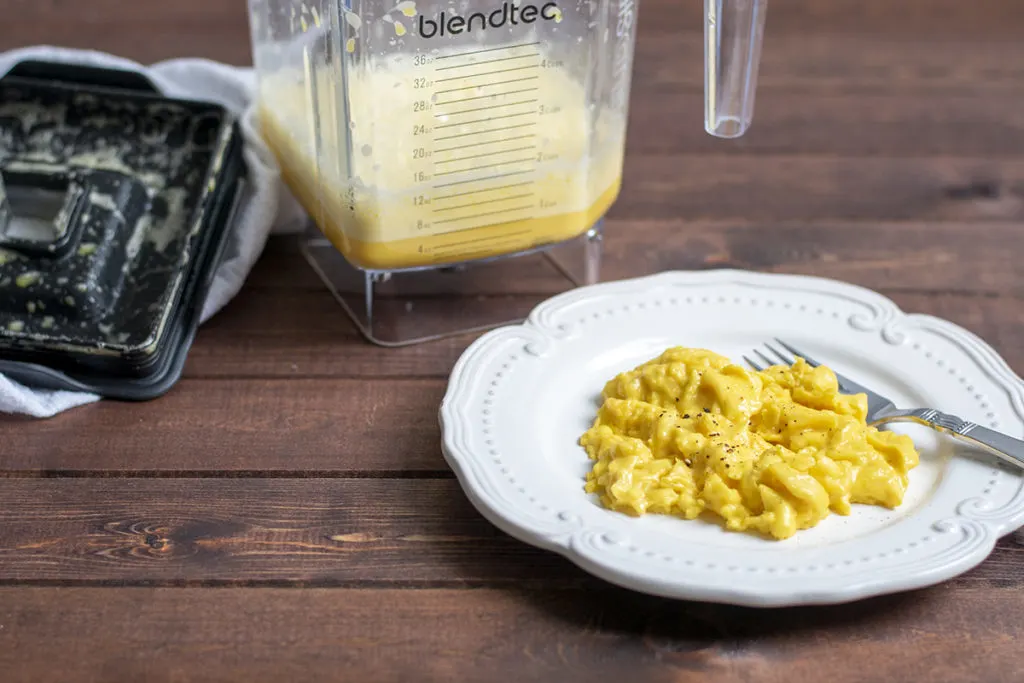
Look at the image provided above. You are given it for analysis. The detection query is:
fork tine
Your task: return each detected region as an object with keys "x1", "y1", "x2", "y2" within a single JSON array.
[
  {"x1": 772, "y1": 338, "x2": 875, "y2": 402},
  {"x1": 743, "y1": 355, "x2": 765, "y2": 371},
  {"x1": 754, "y1": 349, "x2": 776, "y2": 368},
  {"x1": 774, "y1": 338, "x2": 820, "y2": 368},
  {"x1": 764, "y1": 343, "x2": 793, "y2": 366}
]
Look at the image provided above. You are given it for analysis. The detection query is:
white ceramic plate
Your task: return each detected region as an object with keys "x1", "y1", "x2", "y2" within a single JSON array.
[{"x1": 439, "y1": 270, "x2": 1024, "y2": 607}]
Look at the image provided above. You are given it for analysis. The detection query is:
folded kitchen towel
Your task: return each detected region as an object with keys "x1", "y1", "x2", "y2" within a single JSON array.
[{"x1": 0, "y1": 46, "x2": 306, "y2": 418}]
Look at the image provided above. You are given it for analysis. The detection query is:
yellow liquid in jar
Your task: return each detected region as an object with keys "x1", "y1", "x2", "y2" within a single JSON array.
[{"x1": 258, "y1": 44, "x2": 626, "y2": 270}]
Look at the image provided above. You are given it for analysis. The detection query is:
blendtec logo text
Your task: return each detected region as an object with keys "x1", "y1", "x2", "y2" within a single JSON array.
[{"x1": 419, "y1": 2, "x2": 561, "y2": 38}]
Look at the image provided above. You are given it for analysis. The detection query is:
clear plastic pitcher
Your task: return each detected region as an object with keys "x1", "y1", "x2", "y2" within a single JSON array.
[{"x1": 247, "y1": 0, "x2": 767, "y2": 342}]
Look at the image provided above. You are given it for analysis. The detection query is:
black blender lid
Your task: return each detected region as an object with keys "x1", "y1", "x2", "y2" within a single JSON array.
[{"x1": 0, "y1": 60, "x2": 246, "y2": 400}]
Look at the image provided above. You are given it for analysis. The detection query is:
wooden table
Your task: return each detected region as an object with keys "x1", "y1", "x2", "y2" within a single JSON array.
[{"x1": 3, "y1": 1, "x2": 1024, "y2": 680}]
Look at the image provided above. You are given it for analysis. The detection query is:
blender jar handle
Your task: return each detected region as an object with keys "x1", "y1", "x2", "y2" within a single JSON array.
[{"x1": 704, "y1": 0, "x2": 768, "y2": 138}]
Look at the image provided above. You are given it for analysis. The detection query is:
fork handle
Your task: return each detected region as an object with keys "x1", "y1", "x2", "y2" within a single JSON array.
[{"x1": 889, "y1": 409, "x2": 1024, "y2": 470}]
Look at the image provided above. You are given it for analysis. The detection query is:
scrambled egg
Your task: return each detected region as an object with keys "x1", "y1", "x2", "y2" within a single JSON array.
[{"x1": 579, "y1": 348, "x2": 919, "y2": 540}]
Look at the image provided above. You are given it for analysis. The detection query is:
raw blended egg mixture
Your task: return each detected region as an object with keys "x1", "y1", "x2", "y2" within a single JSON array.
[{"x1": 258, "y1": 39, "x2": 625, "y2": 270}]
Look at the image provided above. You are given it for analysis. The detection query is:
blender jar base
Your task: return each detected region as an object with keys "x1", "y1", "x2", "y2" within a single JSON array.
[{"x1": 300, "y1": 222, "x2": 604, "y2": 347}]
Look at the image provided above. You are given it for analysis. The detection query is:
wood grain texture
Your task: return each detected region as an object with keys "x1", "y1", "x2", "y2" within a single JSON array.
[
  {"x1": 628, "y1": 93, "x2": 1024, "y2": 156},
  {"x1": 2, "y1": 584, "x2": 1024, "y2": 683},
  {"x1": 0, "y1": 479, "x2": 571, "y2": 584},
  {"x1": 4, "y1": 2, "x2": 1024, "y2": 87},
  {"x1": 0, "y1": 477, "x2": 1022, "y2": 587},
  {"x1": 637, "y1": 35, "x2": 1024, "y2": 92},
  {"x1": 2, "y1": 0, "x2": 1023, "y2": 65},
  {"x1": 2, "y1": 0, "x2": 1024, "y2": 681},
  {"x1": 612, "y1": 157, "x2": 1024, "y2": 224},
  {"x1": 2, "y1": 285, "x2": 1022, "y2": 473},
  {"x1": 0, "y1": 378, "x2": 448, "y2": 472},
  {"x1": 185, "y1": 282, "x2": 1024, "y2": 382},
  {"x1": 0, "y1": 0, "x2": 254, "y2": 65}
]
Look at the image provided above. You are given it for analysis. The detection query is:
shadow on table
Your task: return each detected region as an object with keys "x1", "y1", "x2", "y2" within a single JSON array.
[
  {"x1": 421, "y1": 485, "x2": 936, "y2": 657},
  {"x1": 502, "y1": 579, "x2": 926, "y2": 656},
  {"x1": 418, "y1": 500, "x2": 927, "y2": 659}
]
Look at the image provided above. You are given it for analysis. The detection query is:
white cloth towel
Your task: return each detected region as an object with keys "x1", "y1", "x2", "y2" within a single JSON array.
[{"x1": 0, "y1": 46, "x2": 305, "y2": 418}]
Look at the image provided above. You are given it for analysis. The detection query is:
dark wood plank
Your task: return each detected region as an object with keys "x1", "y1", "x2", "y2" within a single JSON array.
[
  {"x1": 0, "y1": 0, "x2": 1019, "y2": 680},
  {"x1": 637, "y1": 34, "x2": 1024, "y2": 92},
  {"x1": 248, "y1": 218, "x2": 1024, "y2": 299},
  {"x1": 628, "y1": 92, "x2": 1024, "y2": 157},
  {"x1": 3, "y1": 582, "x2": 1024, "y2": 683},
  {"x1": 185, "y1": 279, "x2": 1024, "y2": 383},
  {"x1": 0, "y1": 294, "x2": 1019, "y2": 473},
  {"x1": 613, "y1": 156, "x2": 1024, "y2": 223},
  {"x1": 0, "y1": 0, "x2": 254, "y2": 66},
  {"x1": 5, "y1": 0, "x2": 1024, "y2": 100},
  {"x1": 0, "y1": 479, "x2": 573, "y2": 585},
  {"x1": 250, "y1": 160, "x2": 1024, "y2": 236},
  {"x1": 758, "y1": 0, "x2": 1024, "y2": 39},
  {"x1": 0, "y1": 379, "x2": 448, "y2": 473},
  {"x1": 0, "y1": 477, "x2": 1021, "y2": 587},
  {"x1": 4, "y1": 27, "x2": 1024, "y2": 97},
  {"x1": 3, "y1": 0, "x2": 1022, "y2": 69},
  {"x1": 186, "y1": 295, "x2": 497, "y2": 380},
  {"x1": 602, "y1": 221, "x2": 1024, "y2": 294}
]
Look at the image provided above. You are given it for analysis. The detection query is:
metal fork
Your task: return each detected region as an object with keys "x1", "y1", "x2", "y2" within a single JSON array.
[{"x1": 743, "y1": 339, "x2": 1024, "y2": 470}]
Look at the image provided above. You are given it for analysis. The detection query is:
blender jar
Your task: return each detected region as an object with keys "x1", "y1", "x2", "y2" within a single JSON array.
[{"x1": 247, "y1": 0, "x2": 765, "y2": 345}]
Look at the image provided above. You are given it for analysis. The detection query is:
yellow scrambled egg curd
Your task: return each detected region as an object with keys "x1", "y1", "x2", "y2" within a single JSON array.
[{"x1": 579, "y1": 348, "x2": 919, "y2": 540}]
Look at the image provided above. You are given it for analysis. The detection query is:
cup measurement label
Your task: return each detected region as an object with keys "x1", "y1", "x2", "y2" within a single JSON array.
[{"x1": 406, "y1": 41, "x2": 565, "y2": 251}]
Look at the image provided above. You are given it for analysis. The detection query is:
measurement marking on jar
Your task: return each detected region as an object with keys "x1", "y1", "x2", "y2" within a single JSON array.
[
  {"x1": 434, "y1": 146, "x2": 537, "y2": 165},
  {"x1": 432, "y1": 231, "x2": 534, "y2": 256},
  {"x1": 433, "y1": 123, "x2": 537, "y2": 142},
  {"x1": 432, "y1": 230, "x2": 537, "y2": 257},
  {"x1": 433, "y1": 157, "x2": 536, "y2": 177},
  {"x1": 435, "y1": 227, "x2": 532, "y2": 244},
  {"x1": 417, "y1": 40, "x2": 551, "y2": 237},
  {"x1": 433, "y1": 42, "x2": 541, "y2": 60},
  {"x1": 435, "y1": 54, "x2": 540, "y2": 72},
  {"x1": 434, "y1": 112, "x2": 536, "y2": 129},
  {"x1": 434, "y1": 135, "x2": 535, "y2": 154},
  {"x1": 433, "y1": 171, "x2": 534, "y2": 189},
  {"x1": 435, "y1": 77, "x2": 539, "y2": 96},
  {"x1": 437, "y1": 88, "x2": 540, "y2": 107},
  {"x1": 432, "y1": 193, "x2": 536, "y2": 213},
  {"x1": 433, "y1": 205, "x2": 535, "y2": 225},
  {"x1": 436, "y1": 100, "x2": 539, "y2": 118},
  {"x1": 434, "y1": 64, "x2": 541, "y2": 84},
  {"x1": 437, "y1": 225, "x2": 533, "y2": 242},
  {"x1": 433, "y1": 181, "x2": 535, "y2": 201},
  {"x1": 430, "y1": 237, "x2": 536, "y2": 263}
]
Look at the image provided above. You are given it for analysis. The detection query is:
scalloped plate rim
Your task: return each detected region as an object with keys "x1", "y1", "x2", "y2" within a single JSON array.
[
  {"x1": 439, "y1": 462, "x2": 997, "y2": 607},
  {"x1": 439, "y1": 269, "x2": 1024, "y2": 606}
]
